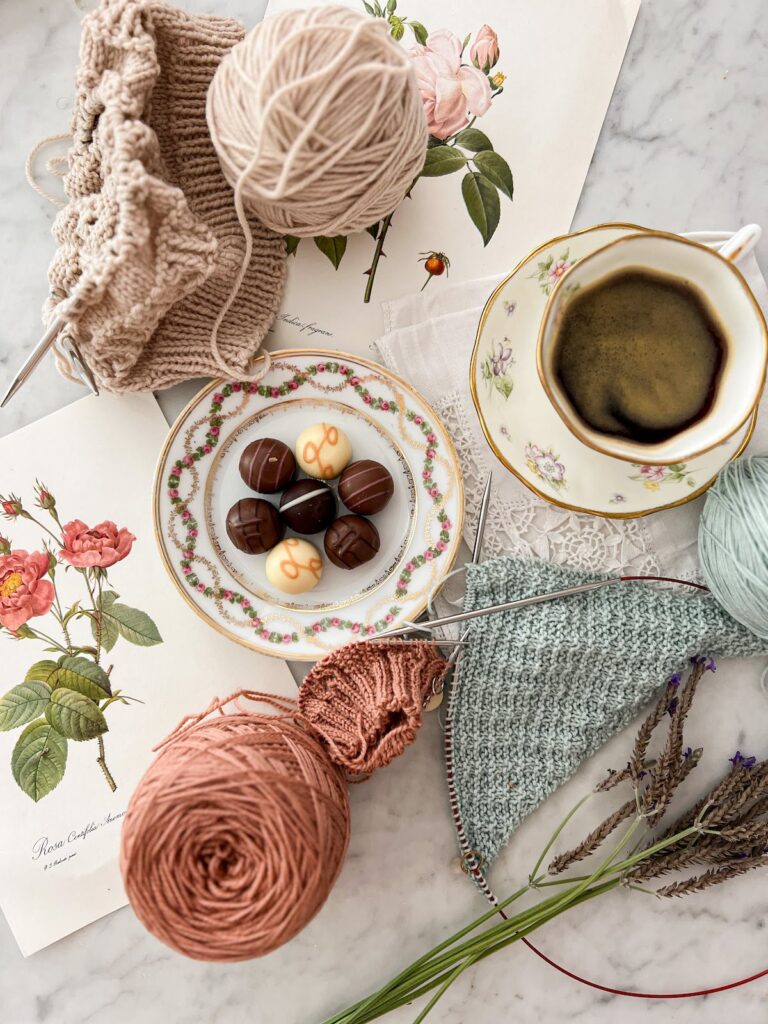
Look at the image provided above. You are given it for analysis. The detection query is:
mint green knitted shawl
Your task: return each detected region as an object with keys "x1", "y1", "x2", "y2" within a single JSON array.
[{"x1": 450, "y1": 557, "x2": 767, "y2": 867}]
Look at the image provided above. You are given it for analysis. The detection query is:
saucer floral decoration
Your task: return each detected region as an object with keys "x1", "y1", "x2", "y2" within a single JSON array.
[
  {"x1": 288, "y1": 2, "x2": 514, "y2": 302},
  {"x1": 0, "y1": 484, "x2": 161, "y2": 802}
]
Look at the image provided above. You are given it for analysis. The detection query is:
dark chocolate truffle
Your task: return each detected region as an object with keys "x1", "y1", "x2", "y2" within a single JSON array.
[
  {"x1": 279, "y1": 480, "x2": 336, "y2": 535},
  {"x1": 239, "y1": 438, "x2": 295, "y2": 493},
  {"x1": 226, "y1": 498, "x2": 284, "y2": 554},
  {"x1": 324, "y1": 515, "x2": 380, "y2": 569},
  {"x1": 338, "y1": 459, "x2": 394, "y2": 515}
]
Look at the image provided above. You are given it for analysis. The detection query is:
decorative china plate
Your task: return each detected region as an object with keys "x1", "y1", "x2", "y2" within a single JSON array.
[
  {"x1": 154, "y1": 350, "x2": 463, "y2": 660},
  {"x1": 470, "y1": 223, "x2": 756, "y2": 518}
]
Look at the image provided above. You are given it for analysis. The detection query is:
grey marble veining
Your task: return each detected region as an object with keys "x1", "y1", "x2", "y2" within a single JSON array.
[{"x1": 2, "y1": 1, "x2": 768, "y2": 1022}]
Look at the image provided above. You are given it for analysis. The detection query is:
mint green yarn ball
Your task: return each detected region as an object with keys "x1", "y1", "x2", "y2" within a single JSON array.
[{"x1": 699, "y1": 456, "x2": 768, "y2": 639}]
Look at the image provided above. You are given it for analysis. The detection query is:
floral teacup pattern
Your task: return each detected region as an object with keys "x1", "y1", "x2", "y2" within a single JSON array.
[
  {"x1": 528, "y1": 248, "x2": 576, "y2": 295},
  {"x1": 630, "y1": 463, "x2": 698, "y2": 491},
  {"x1": 480, "y1": 339, "x2": 514, "y2": 399},
  {"x1": 524, "y1": 443, "x2": 567, "y2": 491}
]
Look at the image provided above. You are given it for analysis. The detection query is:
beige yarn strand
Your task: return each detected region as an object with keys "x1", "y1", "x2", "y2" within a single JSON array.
[{"x1": 25, "y1": 134, "x2": 71, "y2": 208}]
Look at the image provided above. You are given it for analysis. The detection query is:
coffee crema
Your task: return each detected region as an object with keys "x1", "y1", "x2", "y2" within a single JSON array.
[{"x1": 553, "y1": 268, "x2": 726, "y2": 444}]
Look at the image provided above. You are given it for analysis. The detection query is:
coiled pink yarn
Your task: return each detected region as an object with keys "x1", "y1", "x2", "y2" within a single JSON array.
[
  {"x1": 120, "y1": 692, "x2": 350, "y2": 962},
  {"x1": 120, "y1": 642, "x2": 447, "y2": 961}
]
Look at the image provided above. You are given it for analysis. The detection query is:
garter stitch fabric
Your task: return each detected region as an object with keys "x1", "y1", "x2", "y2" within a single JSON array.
[
  {"x1": 299, "y1": 640, "x2": 447, "y2": 776},
  {"x1": 451, "y1": 557, "x2": 768, "y2": 868},
  {"x1": 44, "y1": 0, "x2": 286, "y2": 392}
]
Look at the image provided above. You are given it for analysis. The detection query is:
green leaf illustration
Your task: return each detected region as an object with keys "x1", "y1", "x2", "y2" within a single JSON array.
[
  {"x1": 24, "y1": 659, "x2": 59, "y2": 686},
  {"x1": 494, "y1": 377, "x2": 514, "y2": 400},
  {"x1": 314, "y1": 235, "x2": 348, "y2": 269},
  {"x1": 285, "y1": 235, "x2": 300, "y2": 257},
  {"x1": 366, "y1": 222, "x2": 380, "y2": 240},
  {"x1": 409, "y1": 20, "x2": 428, "y2": 45},
  {"x1": 474, "y1": 151, "x2": 514, "y2": 199},
  {"x1": 389, "y1": 14, "x2": 405, "y2": 40},
  {"x1": 0, "y1": 682, "x2": 51, "y2": 732},
  {"x1": 101, "y1": 603, "x2": 163, "y2": 647},
  {"x1": 11, "y1": 720, "x2": 67, "y2": 802},
  {"x1": 421, "y1": 146, "x2": 467, "y2": 177},
  {"x1": 92, "y1": 593, "x2": 120, "y2": 651},
  {"x1": 461, "y1": 172, "x2": 501, "y2": 246},
  {"x1": 45, "y1": 689, "x2": 107, "y2": 742},
  {"x1": 51, "y1": 656, "x2": 112, "y2": 700},
  {"x1": 455, "y1": 128, "x2": 493, "y2": 152},
  {"x1": 363, "y1": 1, "x2": 375, "y2": 13}
]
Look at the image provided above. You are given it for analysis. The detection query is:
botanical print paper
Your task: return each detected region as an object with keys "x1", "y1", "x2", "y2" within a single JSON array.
[
  {"x1": 0, "y1": 394, "x2": 295, "y2": 956},
  {"x1": 264, "y1": 0, "x2": 641, "y2": 356}
]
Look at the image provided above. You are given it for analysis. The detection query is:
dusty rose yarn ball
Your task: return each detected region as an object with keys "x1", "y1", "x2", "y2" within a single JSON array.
[{"x1": 120, "y1": 699, "x2": 350, "y2": 961}]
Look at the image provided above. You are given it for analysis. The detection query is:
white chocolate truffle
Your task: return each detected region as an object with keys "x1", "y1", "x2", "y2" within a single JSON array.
[
  {"x1": 295, "y1": 422, "x2": 352, "y2": 480},
  {"x1": 265, "y1": 538, "x2": 323, "y2": 595}
]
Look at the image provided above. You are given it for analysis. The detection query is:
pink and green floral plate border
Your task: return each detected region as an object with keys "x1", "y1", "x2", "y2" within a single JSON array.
[{"x1": 153, "y1": 351, "x2": 464, "y2": 661}]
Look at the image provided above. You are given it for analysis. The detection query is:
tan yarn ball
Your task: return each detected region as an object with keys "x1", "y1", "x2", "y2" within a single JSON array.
[
  {"x1": 120, "y1": 700, "x2": 350, "y2": 962},
  {"x1": 206, "y1": 5, "x2": 428, "y2": 237}
]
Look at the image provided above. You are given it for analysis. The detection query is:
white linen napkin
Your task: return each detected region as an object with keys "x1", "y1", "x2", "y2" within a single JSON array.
[{"x1": 374, "y1": 230, "x2": 768, "y2": 582}]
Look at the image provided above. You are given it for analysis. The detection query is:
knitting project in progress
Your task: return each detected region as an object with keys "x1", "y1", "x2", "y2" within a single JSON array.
[
  {"x1": 45, "y1": 0, "x2": 286, "y2": 392},
  {"x1": 451, "y1": 556, "x2": 768, "y2": 867}
]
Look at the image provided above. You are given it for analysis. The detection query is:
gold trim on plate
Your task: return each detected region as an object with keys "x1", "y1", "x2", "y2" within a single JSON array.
[
  {"x1": 153, "y1": 349, "x2": 465, "y2": 660},
  {"x1": 534, "y1": 229, "x2": 768, "y2": 465},
  {"x1": 469, "y1": 223, "x2": 759, "y2": 520}
]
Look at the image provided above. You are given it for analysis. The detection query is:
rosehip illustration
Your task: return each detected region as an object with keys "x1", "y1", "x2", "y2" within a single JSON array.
[{"x1": 418, "y1": 251, "x2": 451, "y2": 291}]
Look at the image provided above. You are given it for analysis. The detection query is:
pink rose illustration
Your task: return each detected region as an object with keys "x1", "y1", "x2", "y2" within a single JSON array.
[
  {"x1": 410, "y1": 30, "x2": 492, "y2": 139},
  {"x1": 59, "y1": 519, "x2": 135, "y2": 569},
  {"x1": 639, "y1": 465, "x2": 666, "y2": 482},
  {"x1": 0, "y1": 550, "x2": 54, "y2": 631},
  {"x1": 470, "y1": 25, "x2": 499, "y2": 71}
]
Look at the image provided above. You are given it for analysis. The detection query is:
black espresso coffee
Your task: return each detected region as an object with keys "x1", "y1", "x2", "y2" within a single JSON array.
[{"x1": 553, "y1": 268, "x2": 726, "y2": 444}]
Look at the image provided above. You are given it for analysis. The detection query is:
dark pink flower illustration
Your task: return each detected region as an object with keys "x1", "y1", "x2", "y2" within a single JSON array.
[
  {"x1": 0, "y1": 550, "x2": 54, "y2": 631},
  {"x1": 59, "y1": 520, "x2": 135, "y2": 569}
]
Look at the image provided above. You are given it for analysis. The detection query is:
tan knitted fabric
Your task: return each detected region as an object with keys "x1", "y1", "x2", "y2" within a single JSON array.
[{"x1": 45, "y1": 0, "x2": 286, "y2": 392}]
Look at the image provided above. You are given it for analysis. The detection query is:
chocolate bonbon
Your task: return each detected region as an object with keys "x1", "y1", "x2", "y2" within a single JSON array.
[
  {"x1": 239, "y1": 437, "x2": 295, "y2": 493},
  {"x1": 338, "y1": 459, "x2": 394, "y2": 515},
  {"x1": 295, "y1": 422, "x2": 352, "y2": 480},
  {"x1": 226, "y1": 498, "x2": 284, "y2": 554},
  {"x1": 266, "y1": 538, "x2": 324, "y2": 594},
  {"x1": 324, "y1": 515, "x2": 380, "y2": 570},
  {"x1": 279, "y1": 480, "x2": 336, "y2": 534}
]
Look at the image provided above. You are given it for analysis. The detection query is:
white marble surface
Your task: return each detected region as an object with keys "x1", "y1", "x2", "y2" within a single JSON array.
[{"x1": 3, "y1": 1, "x2": 768, "y2": 1022}]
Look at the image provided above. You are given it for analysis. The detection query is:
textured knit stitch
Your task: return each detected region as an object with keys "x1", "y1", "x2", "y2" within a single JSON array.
[
  {"x1": 299, "y1": 640, "x2": 447, "y2": 776},
  {"x1": 44, "y1": 0, "x2": 286, "y2": 392},
  {"x1": 451, "y1": 557, "x2": 768, "y2": 867}
]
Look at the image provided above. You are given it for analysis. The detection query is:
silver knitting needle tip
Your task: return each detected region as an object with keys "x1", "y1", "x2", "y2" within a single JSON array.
[
  {"x1": 377, "y1": 578, "x2": 622, "y2": 641},
  {"x1": 444, "y1": 472, "x2": 493, "y2": 666},
  {"x1": 1, "y1": 318, "x2": 65, "y2": 409}
]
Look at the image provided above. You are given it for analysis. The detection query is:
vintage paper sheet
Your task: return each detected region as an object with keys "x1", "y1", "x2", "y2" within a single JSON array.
[
  {"x1": 264, "y1": 0, "x2": 641, "y2": 356},
  {"x1": 0, "y1": 394, "x2": 295, "y2": 955}
]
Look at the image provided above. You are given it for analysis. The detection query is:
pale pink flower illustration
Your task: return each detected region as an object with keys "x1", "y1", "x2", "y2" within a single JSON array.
[
  {"x1": 470, "y1": 25, "x2": 499, "y2": 71},
  {"x1": 639, "y1": 465, "x2": 666, "y2": 482},
  {"x1": 410, "y1": 29, "x2": 492, "y2": 139}
]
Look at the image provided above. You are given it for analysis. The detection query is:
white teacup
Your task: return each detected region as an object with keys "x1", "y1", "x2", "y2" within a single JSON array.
[{"x1": 536, "y1": 229, "x2": 768, "y2": 465}]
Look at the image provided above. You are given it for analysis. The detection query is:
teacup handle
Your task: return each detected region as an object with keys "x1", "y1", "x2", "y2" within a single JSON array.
[{"x1": 718, "y1": 223, "x2": 762, "y2": 264}]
